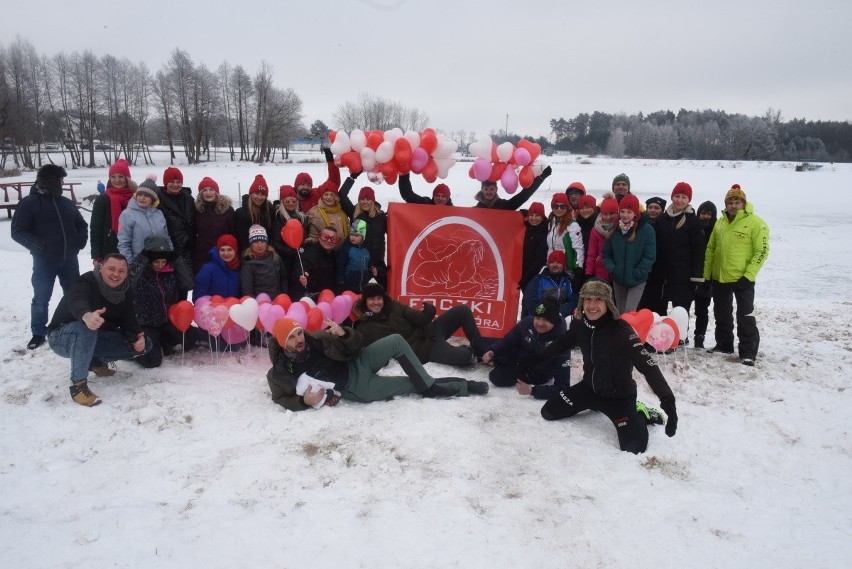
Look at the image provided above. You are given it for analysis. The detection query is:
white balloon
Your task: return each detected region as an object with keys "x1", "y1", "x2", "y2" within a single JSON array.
[
  {"x1": 350, "y1": 129, "x2": 367, "y2": 152},
  {"x1": 434, "y1": 137, "x2": 458, "y2": 158},
  {"x1": 360, "y1": 147, "x2": 376, "y2": 170},
  {"x1": 496, "y1": 142, "x2": 515, "y2": 163},
  {"x1": 668, "y1": 306, "x2": 690, "y2": 338},
  {"x1": 229, "y1": 298, "x2": 259, "y2": 331},
  {"x1": 375, "y1": 140, "x2": 394, "y2": 163},
  {"x1": 435, "y1": 158, "x2": 456, "y2": 179},
  {"x1": 468, "y1": 135, "x2": 493, "y2": 161},
  {"x1": 299, "y1": 296, "x2": 316, "y2": 308},
  {"x1": 330, "y1": 131, "x2": 351, "y2": 155},
  {"x1": 403, "y1": 130, "x2": 421, "y2": 150},
  {"x1": 384, "y1": 128, "x2": 403, "y2": 144},
  {"x1": 530, "y1": 158, "x2": 546, "y2": 176}
]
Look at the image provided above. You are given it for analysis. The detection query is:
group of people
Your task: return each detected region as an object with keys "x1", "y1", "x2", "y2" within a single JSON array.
[{"x1": 11, "y1": 157, "x2": 769, "y2": 454}]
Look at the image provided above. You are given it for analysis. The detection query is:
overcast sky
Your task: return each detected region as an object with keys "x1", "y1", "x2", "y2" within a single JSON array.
[{"x1": 3, "y1": 0, "x2": 850, "y2": 138}]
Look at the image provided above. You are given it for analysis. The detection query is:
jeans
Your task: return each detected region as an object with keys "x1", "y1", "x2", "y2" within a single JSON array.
[
  {"x1": 31, "y1": 256, "x2": 80, "y2": 336},
  {"x1": 48, "y1": 321, "x2": 153, "y2": 382}
]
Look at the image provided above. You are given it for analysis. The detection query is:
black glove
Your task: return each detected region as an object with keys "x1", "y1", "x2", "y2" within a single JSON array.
[
  {"x1": 540, "y1": 165, "x2": 552, "y2": 179},
  {"x1": 349, "y1": 170, "x2": 361, "y2": 179},
  {"x1": 660, "y1": 398, "x2": 677, "y2": 437},
  {"x1": 421, "y1": 301, "x2": 436, "y2": 321},
  {"x1": 322, "y1": 147, "x2": 334, "y2": 162},
  {"x1": 734, "y1": 276, "x2": 751, "y2": 291}
]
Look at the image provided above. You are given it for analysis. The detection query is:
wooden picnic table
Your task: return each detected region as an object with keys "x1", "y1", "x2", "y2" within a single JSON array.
[{"x1": 0, "y1": 181, "x2": 83, "y2": 218}]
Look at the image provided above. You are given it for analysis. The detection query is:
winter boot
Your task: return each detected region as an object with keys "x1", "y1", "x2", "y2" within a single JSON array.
[
  {"x1": 70, "y1": 379, "x2": 101, "y2": 407},
  {"x1": 693, "y1": 334, "x2": 705, "y2": 349},
  {"x1": 707, "y1": 344, "x2": 734, "y2": 355},
  {"x1": 466, "y1": 380, "x2": 489, "y2": 395},
  {"x1": 422, "y1": 379, "x2": 462, "y2": 398},
  {"x1": 27, "y1": 335, "x2": 45, "y2": 350},
  {"x1": 89, "y1": 357, "x2": 117, "y2": 377},
  {"x1": 636, "y1": 400, "x2": 665, "y2": 425}
]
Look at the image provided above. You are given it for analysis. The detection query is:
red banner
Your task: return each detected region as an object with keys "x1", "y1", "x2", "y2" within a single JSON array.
[{"x1": 387, "y1": 204, "x2": 524, "y2": 338}]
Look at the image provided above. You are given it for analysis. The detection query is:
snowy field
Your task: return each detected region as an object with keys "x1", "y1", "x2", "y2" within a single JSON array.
[{"x1": 1, "y1": 153, "x2": 850, "y2": 568}]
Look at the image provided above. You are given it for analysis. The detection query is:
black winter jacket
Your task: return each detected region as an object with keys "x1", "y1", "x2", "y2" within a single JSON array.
[
  {"x1": 11, "y1": 183, "x2": 87, "y2": 262},
  {"x1": 47, "y1": 272, "x2": 142, "y2": 342},
  {"x1": 156, "y1": 186, "x2": 196, "y2": 262}
]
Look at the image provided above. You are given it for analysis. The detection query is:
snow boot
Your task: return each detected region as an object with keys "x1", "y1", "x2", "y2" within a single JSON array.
[
  {"x1": 636, "y1": 400, "x2": 665, "y2": 425},
  {"x1": 89, "y1": 357, "x2": 117, "y2": 377},
  {"x1": 694, "y1": 334, "x2": 705, "y2": 349},
  {"x1": 70, "y1": 379, "x2": 101, "y2": 407},
  {"x1": 27, "y1": 335, "x2": 45, "y2": 350},
  {"x1": 423, "y1": 379, "x2": 462, "y2": 398},
  {"x1": 466, "y1": 380, "x2": 489, "y2": 395},
  {"x1": 707, "y1": 344, "x2": 734, "y2": 355}
]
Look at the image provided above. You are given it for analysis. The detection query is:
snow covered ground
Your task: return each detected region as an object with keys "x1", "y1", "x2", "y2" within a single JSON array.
[{"x1": 1, "y1": 154, "x2": 850, "y2": 568}]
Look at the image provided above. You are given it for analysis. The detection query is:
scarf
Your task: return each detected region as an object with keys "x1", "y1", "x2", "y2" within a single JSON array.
[
  {"x1": 318, "y1": 203, "x2": 350, "y2": 238},
  {"x1": 225, "y1": 257, "x2": 241, "y2": 270},
  {"x1": 618, "y1": 220, "x2": 634, "y2": 235},
  {"x1": 474, "y1": 190, "x2": 499, "y2": 208},
  {"x1": 594, "y1": 215, "x2": 615, "y2": 238},
  {"x1": 93, "y1": 266, "x2": 130, "y2": 304},
  {"x1": 106, "y1": 187, "x2": 134, "y2": 233}
]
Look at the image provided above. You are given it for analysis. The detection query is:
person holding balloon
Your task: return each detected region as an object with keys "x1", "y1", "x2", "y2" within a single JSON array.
[
  {"x1": 338, "y1": 173, "x2": 388, "y2": 287},
  {"x1": 293, "y1": 147, "x2": 341, "y2": 213},
  {"x1": 531, "y1": 280, "x2": 678, "y2": 454},
  {"x1": 474, "y1": 165, "x2": 552, "y2": 210},
  {"x1": 129, "y1": 235, "x2": 199, "y2": 368},
  {"x1": 271, "y1": 185, "x2": 308, "y2": 281},
  {"x1": 397, "y1": 173, "x2": 454, "y2": 206},
  {"x1": 290, "y1": 226, "x2": 341, "y2": 300}
]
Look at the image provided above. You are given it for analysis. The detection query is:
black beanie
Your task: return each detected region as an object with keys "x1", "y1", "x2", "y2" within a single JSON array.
[
  {"x1": 36, "y1": 164, "x2": 67, "y2": 196},
  {"x1": 646, "y1": 196, "x2": 667, "y2": 210},
  {"x1": 361, "y1": 282, "x2": 386, "y2": 299},
  {"x1": 534, "y1": 296, "x2": 562, "y2": 326}
]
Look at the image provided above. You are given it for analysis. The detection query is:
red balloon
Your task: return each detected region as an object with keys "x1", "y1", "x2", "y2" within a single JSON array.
[
  {"x1": 306, "y1": 306, "x2": 324, "y2": 332},
  {"x1": 281, "y1": 218, "x2": 304, "y2": 250},
  {"x1": 488, "y1": 162, "x2": 507, "y2": 183},
  {"x1": 420, "y1": 131, "x2": 438, "y2": 155},
  {"x1": 490, "y1": 143, "x2": 499, "y2": 163},
  {"x1": 383, "y1": 171, "x2": 398, "y2": 185},
  {"x1": 340, "y1": 150, "x2": 363, "y2": 174},
  {"x1": 272, "y1": 294, "x2": 291, "y2": 311},
  {"x1": 422, "y1": 158, "x2": 438, "y2": 183},
  {"x1": 318, "y1": 289, "x2": 336, "y2": 304},
  {"x1": 468, "y1": 164, "x2": 476, "y2": 179},
  {"x1": 211, "y1": 295, "x2": 225, "y2": 304},
  {"x1": 518, "y1": 165, "x2": 534, "y2": 189},
  {"x1": 621, "y1": 309, "x2": 655, "y2": 344},
  {"x1": 518, "y1": 139, "x2": 541, "y2": 164},
  {"x1": 381, "y1": 160, "x2": 398, "y2": 179},
  {"x1": 168, "y1": 300, "x2": 194, "y2": 333},
  {"x1": 328, "y1": 131, "x2": 337, "y2": 143},
  {"x1": 366, "y1": 132, "x2": 384, "y2": 151},
  {"x1": 662, "y1": 317, "x2": 681, "y2": 349},
  {"x1": 223, "y1": 297, "x2": 239, "y2": 329},
  {"x1": 394, "y1": 138, "x2": 412, "y2": 175}
]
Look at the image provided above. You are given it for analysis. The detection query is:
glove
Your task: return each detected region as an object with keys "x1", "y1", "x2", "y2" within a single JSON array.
[
  {"x1": 349, "y1": 170, "x2": 361, "y2": 179},
  {"x1": 660, "y1": 398, "x2": 677, "y2": 437},
  {"x1": 734, "y1": 276, "x2": 751, "y2": 291},
  {"x1": 421, "y1": 301, "x2": 436, "y2": 321},
  {"x1": 540, "y1": 165, "x2": 552, "y2": 179},
  {"x1": 322, "y1": 147, "x2": 334, "y2": 162}
]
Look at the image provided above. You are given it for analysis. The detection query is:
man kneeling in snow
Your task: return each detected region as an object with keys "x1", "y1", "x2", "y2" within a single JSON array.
[
  {"x1": 266, "y1": 318, "x2": 488, "y2": 411},
  {"x1": 529, "y1": 280, "x2": 678, "y2": 453}
]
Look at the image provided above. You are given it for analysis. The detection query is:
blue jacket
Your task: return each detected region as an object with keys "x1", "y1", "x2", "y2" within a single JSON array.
[
  {"x1": 490, "y1": 315, "x2": 570, "y2": 399},
  {"x1": 11, "y1": 183, "x2": 88, "y2": 262},
  {"x1": 193, "y1": 247, "x2": 241, "y2": 300},
  {"x1": 117, "y1": 198, "x2": 172, "y2": 262},
  {"x1": 337, "y1": 239, "x2": 371, "y2": 292},
  {"x1": 522, "y1": 268, "x2": 576, "y2": 318}
]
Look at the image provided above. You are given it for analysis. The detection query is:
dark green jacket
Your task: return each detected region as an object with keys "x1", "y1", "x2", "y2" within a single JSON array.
[
  {"x1": 602, "y1": 216, "x2": 657, "y2": 288},
  {"x1": 353, "y1": 297, "x2": 435, "y2": 362}
]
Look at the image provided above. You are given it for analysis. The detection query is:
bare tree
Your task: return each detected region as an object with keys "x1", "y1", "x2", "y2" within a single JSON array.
[{"x1": 333, "y1": 93, "x2": 429, "y2": 132}]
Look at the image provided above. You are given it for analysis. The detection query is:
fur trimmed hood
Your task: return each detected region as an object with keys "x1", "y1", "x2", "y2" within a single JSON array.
[{"x1": 195, "y1": 192, "x2": 233, "y2": 214}]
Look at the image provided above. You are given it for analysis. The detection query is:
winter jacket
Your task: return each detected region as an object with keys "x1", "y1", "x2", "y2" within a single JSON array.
[
  {"x1": 305, "y1": 202, "x2": 350, "y2": 250},
  {"x1": 90, "y1": 189, "x2": 133, "y2": 260},
  {"x1": 575, "y1": 212, "x2": 597, "y2": 262},
  {"x1": 522, "y1": 268, "x2": 576, "y2": 318},
  {"x1": 266, "y1": 328, "x2": 364, "y2": 411},
  {"x1": 585, "y1": 218, "x2": 613, "y2": 281},
  {"x1": 602, "y1": 217, "x2": 656, "y2": 288},
  {"x1": 129, "y1": 256, "x2": 180, "y2": 328},
  {"x1": 294, "y1": 160, "x2": 342, "y2": 213},
  {"x1": 117, "y1": 198, "x2": 172, "y2": 262},
  {"x1": 234, "y1": 194, "x2": 275, "y2": 253},
  {"x1": 353, "y1": 296, "x2": 436, "y2": 363},
  {"x1": 538, "y1": 312, "x2": 675, "y2": 403},
  {"x1": 156, "y1": 187, "x2": 196, "y2": 263},
  {"x1": 337, "y1": 240, "x2": 372, "y2": 293},
  {"x1": 520, "y1": 220, "x2": 549, "y2": 290},
  {"x1": 47, "y1": 271, "x2": 142, "y2": 342},
  {"x1": 194, "y1": 247, "x2": 241, "y2": 300},
  {"x1": 193, "y1": 193, "x2": 235, "y2": 272},
  {"x1": 398, "y1": 173, "x2": 455, "y2": 206},
  {"x1": 270, "y1": 204, "x2": 307, "y2": 279},
  {"x1": 339, "y1": 175, "x2": 388, "y2": 277},
  {"x1": 474, "y1": 167, "x2": 552, "y2": 210},
  {"x1": 703, "y1": 203, "x2": 769, "y2": 284},
  {"x1": 290, "y1": 242, "x2": 339, "y2": 299},
  {"x1": 240, "y1": 249, "x2": 286, "y2": 297},
  {"x1": 11, "y1": 183, "x2": 88, "y2": 262},
  {"x1": 489, "y1": 315, "x2": 570, "y2": 400},
  {"x1": 546, "y1": 218, "x2": 584, "y2": 269},
  {"x1": 657, "y1": 206, "x2": 705, "y2": 283}
]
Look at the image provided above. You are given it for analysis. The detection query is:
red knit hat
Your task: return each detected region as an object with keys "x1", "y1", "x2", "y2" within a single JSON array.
[
  {"x1": 294, "y1": 172, "x2": 313, "y2": 188},
  {"x1": 547, "y1": 250, "x2": 567, "y2": 266},
  {"x1": 551, "y1": 193, "x2": 570, "y2": 208},
  {"x1": 279, "y1": 185, "x2": 296, "y2": 200},
  {"x1": 163, "y1": 167, "x2": 183, "y2": 185},
  {"x1": 217, "y1": 234, "x2": 238, "y2": 251},
  {"x1": 527, "y1": 202, "x2": 545, "y2": 217},
  {"x1": 671, "y1": 181, "x2": 692, "y2": 201},
  {"x1": 358, "y1": 186, "x2": 376, "y2": 201},
  {"x1": 249, "y1": 174, "x2": 269, "y2": 196},
  {"x1": 198, "y1": 177, "x2": 219, "y2": 194},
  {"x1": 433, "y1": 184, "x2": 451, "y2": 199},
  {"x1": 579, "y1": 195, "x2": 597, "y2": 209},
  {"x1": 108, "y1": 159, "x2": 131, "y2": 179},
  {"x1": 599, "y1": 197, "x2": 619, "y2": 215},
  {"x1": 619, "y1": 194, "x2": 641, "y2": 217},
  {"x1": 566, "y1": 181, "x2": 586, "y2": 195}
]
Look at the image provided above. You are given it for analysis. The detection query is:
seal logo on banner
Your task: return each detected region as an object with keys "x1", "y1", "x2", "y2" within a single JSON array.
[{"x1": 399, "y1": 216, "x2": 507, "y2": 331}]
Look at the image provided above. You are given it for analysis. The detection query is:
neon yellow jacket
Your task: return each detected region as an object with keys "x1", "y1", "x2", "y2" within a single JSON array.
[{"x1": 703, "y1": 203, "x2": 769, "y2": 283}]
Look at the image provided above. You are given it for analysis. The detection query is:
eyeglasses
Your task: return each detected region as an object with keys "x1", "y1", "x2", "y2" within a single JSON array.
[
  {"x1": 552, "y1": 204, "x2": 568, "y2": 210},
  {"x1": 319, "y1": 234, "x2": 339, "y2": 244}
]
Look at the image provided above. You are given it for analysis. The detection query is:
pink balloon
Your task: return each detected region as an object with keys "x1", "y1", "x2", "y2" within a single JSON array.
[
  {"x1": 220, "y1": 326, "x2": 249, "y2": 344},
  {"x1": 410, "y1": 147, "x2": 429, "y2": 174},
  {"x1": 206, "y1": 305, "x2": 230, "y2": 338},
  {"x1": 286, "y1": 302, "x2": 308, "y2": 327},
  {"x1": 331, "y1": 295, "x2": 353, "y2": 323},
  {"x1": 501, "y1": 167, "x2": 519, "y2": 194},
  {"x1": 513, "y1": 147, "x2": 531, "y2": 166},
  {"x1": 316, "y1": 301, "x2": 333, "y2": 320},
  {"x1": 256, "y1": 293, "x2": 272, "y2": 305},
  {"x1": 647, "y1": 322, "x2": 675, "y2": 352},
  {"x1": 259, "y1": 304, "x2": 285, "y2": 332},
  {"x1": 473, "y1": 158, "x2": 492, "y2": 182}
]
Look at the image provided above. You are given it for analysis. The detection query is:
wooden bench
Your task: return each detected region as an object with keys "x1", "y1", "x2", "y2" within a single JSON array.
[{"x1": 0, "y1": 181, "x2": 83, "y2": 218}]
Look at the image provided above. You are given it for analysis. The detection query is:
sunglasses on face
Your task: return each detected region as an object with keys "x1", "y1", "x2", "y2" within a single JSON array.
[
  {"x1": 552, "y1": 204, "x2": 568, "y2": 210},
  {"x1": 319, "y1": 234, "x2": 339, "y2": 244}
]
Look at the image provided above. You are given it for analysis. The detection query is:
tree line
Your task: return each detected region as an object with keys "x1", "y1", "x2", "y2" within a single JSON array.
[{"x1": 550, "y1": 108, "x2": 852, "y2": 162}]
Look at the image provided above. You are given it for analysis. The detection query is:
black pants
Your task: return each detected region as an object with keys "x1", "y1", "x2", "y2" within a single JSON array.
[
  {"x1": 712, "y1": 280, "x2": 759, "y2": 359},
  {"x1": 540, "y1": 381, "x2": 648, "y2": 454},
  {"x1": 693, "y1": 291, "x2": 712, "y2": 339},
  {"x1": 137, "y1": 323, "x2": 200, "y2": 368},
  {"x1": 426, "y1": 305, "x2": 492, "y2": 366}
]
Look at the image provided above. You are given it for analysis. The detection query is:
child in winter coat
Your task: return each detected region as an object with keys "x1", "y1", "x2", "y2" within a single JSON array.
[
  {"x1": 522, "y1": 250, "x2": 577, "y2": 318},
  {"x1": 117, "y1": 177, "x2": 172, "y2": 262},
  {"x1": 603, "y1": 194, "x2": 656, "y2": 313},
  {"x1": 194, "y1": 234, "x2": 241, "y2": 301},
  {"x1": 240, "y1": 225, "x2": 286, "y2": 298},
  {"x1": 585, "y1": 196, "x2": 618, "y2": 282},
  {"x1": 337, "y1": 219, "x2": 373, "y2": 293}
]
